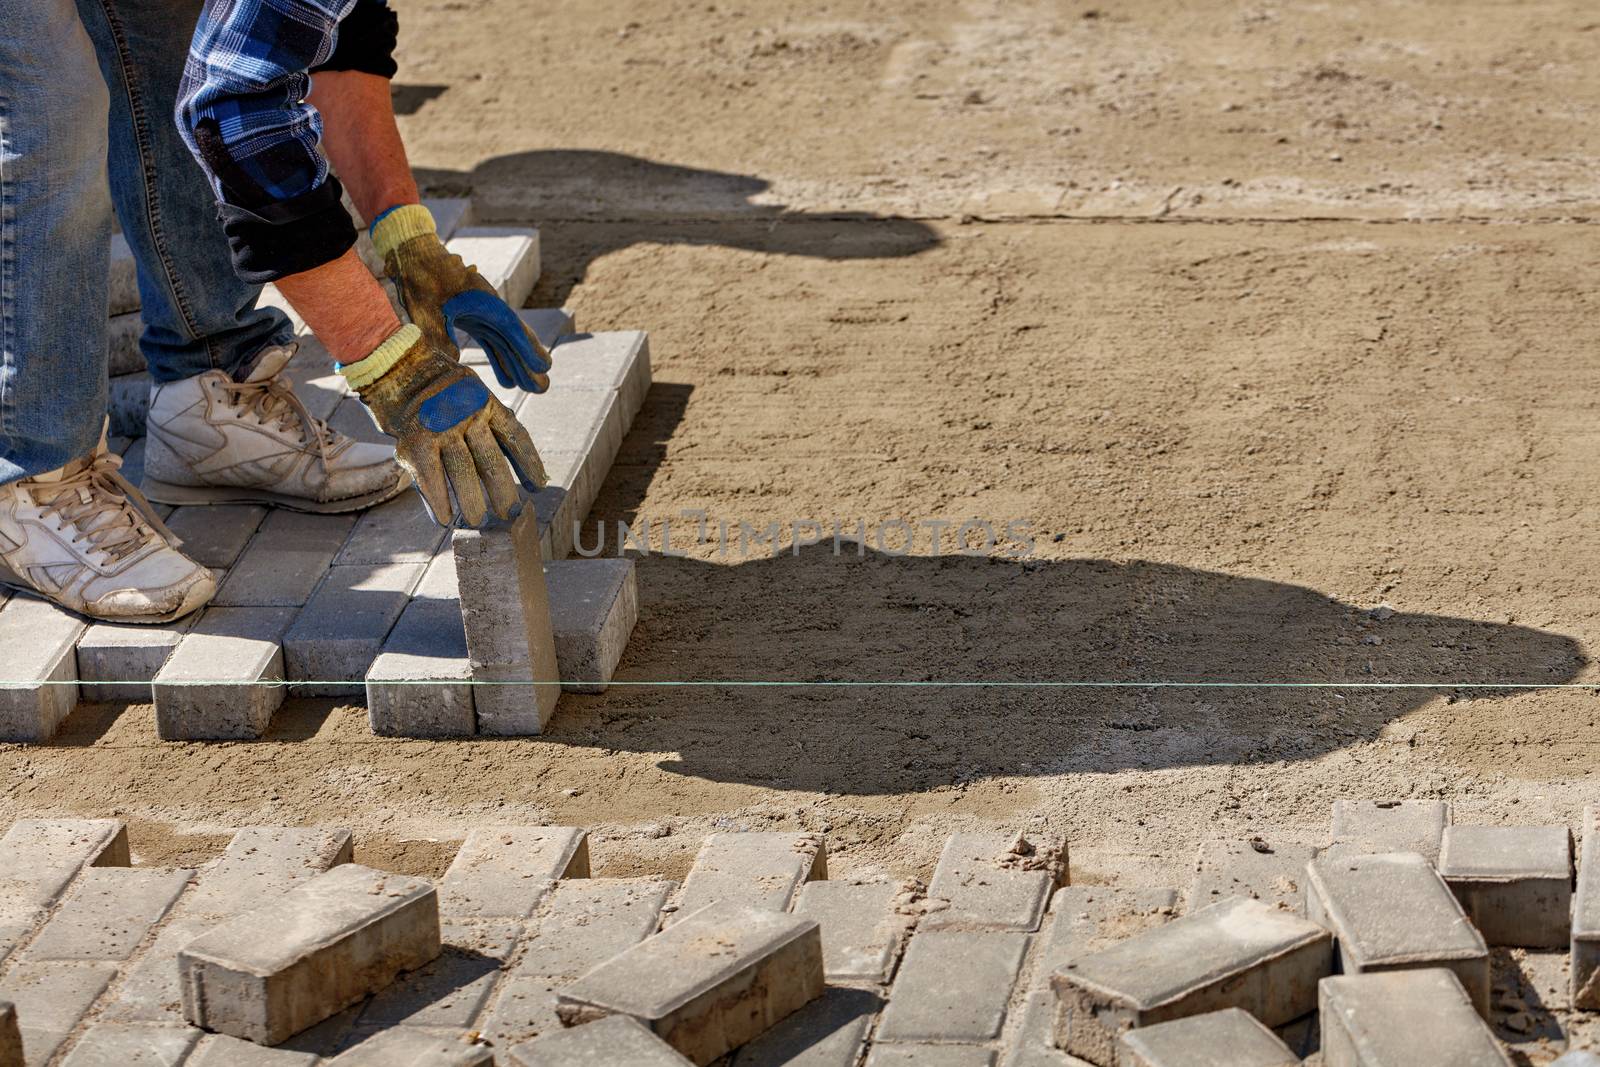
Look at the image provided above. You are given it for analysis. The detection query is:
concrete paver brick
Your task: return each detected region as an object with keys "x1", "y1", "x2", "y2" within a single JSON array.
[
  {"x1": 334, "y1": 493, "x2": 448, "y2": 567},
  {"x1": 0, "y1": 1001, "x2": 19, "y2": 1067},
  {"x1": 76, "y1": 617, "x2": 195, "y2": 703},
  {"x1": 875, "y1": 930, "x2": 1028, "y2": 1043},
  {"x1": 109, "y1": 234, "x2": 138, "y2": 315},
  {"x1": 438, "y1": 827, "x2": 589, "y2": 919},
  {"x1": 1117, "y1": 1007, "x2": 1298, "y2": 1067},
  {"x1": 106, "y1": 372, "x2": 149, "y2": 440},
  {"x1": 0, "y1": 819, "x2": 129, "y2": 922},
  {"x1": 509, "y1": 1015, "x2": 693, "y2": 1066},
  {"x1": 326, "y1": 1028, "x2": 493, "y2": 1066},
  {"x1": 458, "y1": 307, "x2": 572, "y2": 368},
  {"x1": 673, "y1": 832, "x2": 826, "y2": 921},
  {"x1": 517, "y1": 381, "x2": 621, "y2": 477},
  {"x1": 97, "y1": 920, "x2": 209, "y2": 1026},
  {"x1": 119, "y1": 436, "x2": 147, "y2": 487},
  {"x1": 452, "y1": 509, "x2": 562, "y2": 734},
  {"x1": 412, "y1": 549, "x2": 458, "y2": 600},
  {"x1": 546, "y1": 559, "x2": 637, "y2": 692},
  {"x1": 365, "y1": 596, "x2": 475, "y2": 737},
  {"x1": 448, "y1": 228, "x2": 541, "y2": 307},
  {"x1": 514, "y1": 878, "x2": 671, "y2": 979},
  {"x1": 283, "y1": 561, "x2": 423, "y2": 695},
  {"x1": 1306, "y1": 851, "x2": 1490, "y2": 1016},
  {"x1": 0, "y1": 961, "x2": 118, "y2": 1065},
  {"x1": 1438, "y1": 825, "x2": 1572, "y2": 948},
  {"x1": 0, "y1": 596, "x2": 87, "y2": 742},
  {"x1": 792, "y1": 880, "x2": 909, "y2": 983},
  {"x1": 479, "y1": 976, "x2": 563, "y2": 1049},
  {"x1": 1188, "y1": 837, "x2": 1317, "y2": 916},
  {"x1": 107, "y1": 312, "x2": 144, "y2": 377},
  {"x1": 325, "y1": 395, "x2": 388, "y2": 447},
  {"x1": 545, "y1": 330, "x2": 652, "y2": 426},
  {"x1": 1050, "y1": 896, "x2": 1331, "y2": 1066},
  {"x1": 1574, "y1": 806, "x2": 1600, "y2": 1009},
  {"x1": 923, "y1": 832, "x2": 1062, "y2": 933},
  {"x1": 163, "y1": 505, "x2": 268, "y2": 569},
  {"x1": 188, "y1": 1033, "x2": 319, "y2": 1066},
  {"x1": 357, "y1": 920, "x2": 519, "y2": 1029},
  {"x1": 214, "y1": 510, "x2": 357, "y2": 607},
  {"x1": 152, "y1": 607, "x2": 297, "y2": 740},
  {"x1": 181, "y1": 826, "x2": 354, "y2": 924},
  {"x1": 58, "y1": 1023, "x2": 201, "y2": 1066},
  {"x1": 1328, "y1": 800, "x2": 1451, "y2": 864},
  {"x1": 1318, "y1": 969, "x2": 1512, "y2": 1067},
  {"x1": 866, "y1": 1047, "x2": 997, "y2": 1067},
  {"x1": 1033, "y1": 886, "x2": 1179, "y2": 992},
  {"x1": 423, "y1": 198, "x2": 473, "y2": 239},
  {"x1": 178, "y1": 863, "x2": 441, "y2": 1044},
  {"x1": 24, "y1": 868, "x2": 191, "y2": 961},
  {"x1": 556, "y1": 902, "x2": 825, "y2": 1066},
  {"x1": 731, "y1": 986, "x2": 880, "y2": 1067},
  {"x1": 999, "y1": 991, "x2": 1075, "y2": 1067}
]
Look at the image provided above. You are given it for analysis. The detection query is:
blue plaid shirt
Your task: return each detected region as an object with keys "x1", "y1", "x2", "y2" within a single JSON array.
[{"x1": 176, "y1": 0, "x2": 397, "y2": 280}]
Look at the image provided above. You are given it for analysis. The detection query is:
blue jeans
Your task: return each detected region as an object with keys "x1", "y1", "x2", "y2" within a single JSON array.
[{"x1": 0, "y1": 0, "x2": 293, "y2": 484}]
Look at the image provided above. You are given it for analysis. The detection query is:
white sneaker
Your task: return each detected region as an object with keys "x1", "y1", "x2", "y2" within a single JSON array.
[
  {"x1": 0, "y1": 434, "x2": 215, "y2": 624},
  {"x1": 140, "y1": 343, "x2": 408, "y2": 513}
]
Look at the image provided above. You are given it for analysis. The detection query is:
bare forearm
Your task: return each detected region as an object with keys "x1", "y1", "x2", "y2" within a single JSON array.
[
  {"x1": 276, "y1": 249, "x2": 401, "y2": 364},
  {"x1": 309, "y1": 70, "x2": 419, "y2": 223}
]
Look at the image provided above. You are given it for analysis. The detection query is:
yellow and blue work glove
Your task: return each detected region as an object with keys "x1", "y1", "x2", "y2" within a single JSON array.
[
  {"x1": 340, "y1": 324, "x2": 546, "y2": 528},
  {"x1": 370, "y1": 203, "x2": 552, "y2": 394}
]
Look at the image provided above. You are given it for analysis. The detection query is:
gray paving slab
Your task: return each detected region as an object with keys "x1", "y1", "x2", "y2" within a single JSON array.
[
  {"x1": 544, "y1": 329, "x2": 652, "y2": 426},
  {"x1": 546, "y1": 559, "x2": 636, "y2": 692},
  {"x1": 866, "y1": 1047, "x2": 996, "y2": 1067},
  {"x1": 0, "y1": 819, "x2": 129, "y2": 922},
  {"x1": 1318, "y1": 969, "x2": 1511, "y2": 1067},
  {"x1": 365, "y1": 596, "x2": 475, "y2": 737},
  {"x1": 793, "y1": 880, "x2": 908, "y2": 983},
  {"x1": 283, "y1": 561, "x2": 423, "y2": 695},
  {"x1": 438, "y1": 827, "x2": 588, "y2": 919},
  {"x1": 1033, "y1": 886, "x2": 1180, "y2": 991},
  {"x1": 1439, "y1": 825, "x2": 1572, "y2": 948},
  {"x1": 0, "y1": 596, "x2": 86, "y2": 741},
  {"x1": 0, "y1": 962, "x2": 117, "y2": 1062},
  {"x1": 334, "y1": 492, "x2": 447, "y2": 566},
  {"x1": 326, "y1": 1028, "x2": 493, "y2": 1066},
  {"x1": 1328, "y1": 799, "x2": 1451, "y2": 864},
  {"x1": 517, "y1": 379, "x2": 621, "y2": 477},
  {"x1": 514, "y1": 878, "x2": 671, "y2": 980},
  {"x1": 1575, "y1": 806, "x2": 1600, "y2": 1009},
  {"x1": 107, "y1": 372, "x2": 149, "y2": 439},
  {"x1": 214, "y1": 510, "x2": 357, "y2": 607},
  {"x1": 356, "y1": 920, "x2": 519, "y2": 1029},
  {"x1": 875, "y1": 930, "x2": 1028, "y2": 1043},
  {"x1": 999, "y1": 991, "x2": 1076, "y2": 1067},
  {"x1": 188, "y1": 1033, "x2": 320, "y2": 1065},
  {"x1": 922, "y1": 832, "x2": 1060, "y2": 932},
  {"x1": 479, "y1": 976, "x2": 563, "y2": 1049},
  {"x1": 279, "y1": 334, "x2": 346, "y2": 422},
  {"x1": 1188, "y1": 837, "x2": 1318, "y2": 916},
  {"x1": 509, "y1": 1015, "x2": 692, "y2": 1066},
  {"x1": 672, "y1": 832, "x2": 827, "y2": 921},
  {"x1": 731, "y1": 986, "x2": 880, "y2": 1067},
  {"x1": 448, "y1": 228, "x2": 540, "y2": 307},
  {"x1": 325, "y1": 394, "x2": 389, "y2": 447},
  {"x1": 1118, "y1": 1008, "x2": 1298, "y2": 1067},
  {"x1": 23, "y1": 867, "x2": 191, "y2": 961},
  {"x1": 163, "y1": 505, "x2": 268, "y2": 569},
  {"x1": 58, "y1": 1023, "x2": 200, "y2": 1066},
  {"x1": 152, "y1": 607, "x2": 297, "y2": 740},
  {"x1": 76, "y1": 617, "x2": 194, "y2": 703}
]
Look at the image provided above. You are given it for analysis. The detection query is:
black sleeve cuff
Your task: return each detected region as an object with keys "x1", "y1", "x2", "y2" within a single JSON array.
[
  {"x1": 217, "y1": 175, "x2": 358, "y2": 283},
  {"x1": 311, "y1": 0, "x2": 399, "y2": 79}
]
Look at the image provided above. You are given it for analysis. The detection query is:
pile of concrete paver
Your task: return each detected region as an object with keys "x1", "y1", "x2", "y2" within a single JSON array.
[
  {"x1": 0, "y1": 800, "x2": 1597, "y2": 1065},
  {"x1": 0, "y1": 201, "x2": 643, "y2": 745}
]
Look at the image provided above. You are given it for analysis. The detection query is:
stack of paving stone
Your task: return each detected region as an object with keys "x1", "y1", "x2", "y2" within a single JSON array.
[
  {"x1": 3, "y1": 805, "x2": 1600, "y2": 1065},
  {"x1": 1, "y1": 200, "x2": 646, "y2": 743}
]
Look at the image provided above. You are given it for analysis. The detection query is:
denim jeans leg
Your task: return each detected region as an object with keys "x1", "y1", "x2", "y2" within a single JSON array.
[
  {"x1": 0, "y1": 0, "x2": 113, "y2": 484},
  {"x1": 75, "y1": 0, "x2": 292, "y2": 386}
]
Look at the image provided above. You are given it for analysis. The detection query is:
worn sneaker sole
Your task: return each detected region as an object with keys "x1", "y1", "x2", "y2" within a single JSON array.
[
  {"x1": 139, "y1": 471, "x2": 410, "y2": 514},
  {"x1": 0, "y1": 564, "x2": 214, "y2": 626}
]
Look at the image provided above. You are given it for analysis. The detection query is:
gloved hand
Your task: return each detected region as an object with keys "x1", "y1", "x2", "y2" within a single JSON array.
[
  {"x1": 370, "y1": 203, "x2": 552, "y2": 394},
  {"x1": 340, "y1": 324, "x2": 546, "y2": 527}
]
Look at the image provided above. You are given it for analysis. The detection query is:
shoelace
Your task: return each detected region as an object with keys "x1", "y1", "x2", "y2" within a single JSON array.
[
  {"x1": 218, "y1": 372, "x2": 336, "y2": 471},
  {"x1": 31, "y1": 451, "x2": 179, "y2": 565}
]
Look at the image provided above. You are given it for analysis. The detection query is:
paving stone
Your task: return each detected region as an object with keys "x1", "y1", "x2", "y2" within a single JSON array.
[
  {"x1": 544, "y1": 329, "x2": 652, "y2": 426},
  {"x1": 283, "y1": 562, "x2": 423, "y2": 695},
  {"x1": 923, "y1": 832, "x2": 1061, "y2": 933},
  {"x1": 98, "y1": 920, "x2": 210, "y2": 1026},
  {"x1": 365, "y1": 596, "x2": 475, "y2": 737},
  {"x1": 517, "y1": 377, "x2": 622, "y2": 478},
  {"x1": 452, "y1": 509, "x2": 562, "y2": 734},
  {"x1": 1553, "y1": 1053, "x2": 1600, "y2": 1067},
  {"x1": 1327, "y1": 799, "x2": 1451, "y2": 864},
  {"x1": 0, "y1": 961, "x2": 117, "y2": 1065},
  {"x1": 866, "y1": 1047, "x2": 997, "y2": 1067},
  {"x1": 529, "y1": 468, "x2": 589, "y2": 561},
  {"x1": 557, "y1": 901, "x2": 825, "y2": 1066},
  {"x1": 188, "y1": 1033, "x2": 319, "y2": 1066},
  {"x1": 515, "y1": 878, "x2": 671, "y2": 979},
  {"x1": 0, "y1": 819, "x2": 129, "y2": 925},
  {"x1": 279, "y1": 334, "x2": 346, "y2": 422},
  {"x1": 1050, "y1": 896, "x2": 1332, "y2": 1066},
  {"x1": 1438, "y1": 825, "x2": 1572, "y2": 949},
  {"x1": 152, "y1": 607, "x2": 297, "y2": 740},
  {"x1": 509, "y1": 1015, "x2": 692, "y2": 1066},
  {"x1": 76, "y1": 617, "x2": 194, "y2": 703},
  {"x1": 673, "y1": 832, "x2": 827, "y2": 921},
  {"x1": 107, "y1": 372, "x2": 149, "y2": 439},
  {"x1": 1188, "y1": 837, "x2": 1317, "y2": 916},
  {"x1": 438, "y1": 827, "x2": 589, "y2": 919},
  {"x1": 109, "y1": 234, "x2": 139, "y2": 315},
  {"x1": 1000, "y1": 991, "x2": 1077, "y2": 1067},
  {"x1": 0, "y1": 596, "x2": 86, "y2": 741},
  {"x1": 215, "y1": 511, "x2": 357, "y2": 607},
  {"x1": 163, "y1": 505, "x2": 268, "y2": 569},
  {"x1": 1117, "y1": 1007, "x2": 1298, "y2": 1067},
  {"x1": 448, "y1": 227, "x2": 541, "y2": 306},
  {"x1": 424, "y1": 198, "x2": 474, "y2": 240},
  {"x1": 1306, "y1": 851, "x2": 1490, "y2": 1016},
  {"x1": 182, "y1": 826, "x2": 355, "y2": 923},
  {"x1": 0, "y1": 1000, "x2": 19, "y2": 1067},
  {"x1": 107, "y1": 311, "x2": 145, "y2": 377},
  {"x1": 24, "y1": 868, "x2": 191, "y2": 961},
  {"x1": 793, "y1": 880, "x2": 908, "y2": 983},
  {"x1": 546, "y1": 559, "x2": 636, "y2": 693},
  {"x1": 356, "y1": 920, "x2": 519, "y2": 1028},
  {"x1": 413, "y1": 549, "x2": 458, "y2": 599},
  {"x1": 1575, "y1": 805, "x2": 1600, "y2": 1010},
  {"x1": 479, "y1": 976, "x2": 563, "y2": 1048},
  {"x1": 334, "y1": 492, "x2": 447, "y2": 566},
  {"x1": 1033, "y1": 886, "x2": 1180, "y2": 991},
  {"x1": 876, "y1": 930, "x2": 1028, "y2": 1043},
  {"x1": 58, "y1": 1023, "x2": 201, "y2": 1066},
  {"x1": 731, "y1": 986, "x2": 881, "y2": 1067},
  {"x1": 179, "y1": 863, "x2": 440, "y2": 1044},
  {"x1": 325, "y1": 394, "x2": 389, "y2": 447},
  {"x1": 1318, "y1": 969, "x2": 1511, "y2": 1066},
  {"x1": 326, "y1": 1029, "x2": 492, "y2": 1066}
]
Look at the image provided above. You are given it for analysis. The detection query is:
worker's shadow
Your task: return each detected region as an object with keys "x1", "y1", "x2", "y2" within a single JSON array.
[
  {"x1": 543, "y1": 540, "x2": 1587, "y2": 793},
  {"x1": 411, "y1": 149, "x2": 941, "y2": 306}
]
